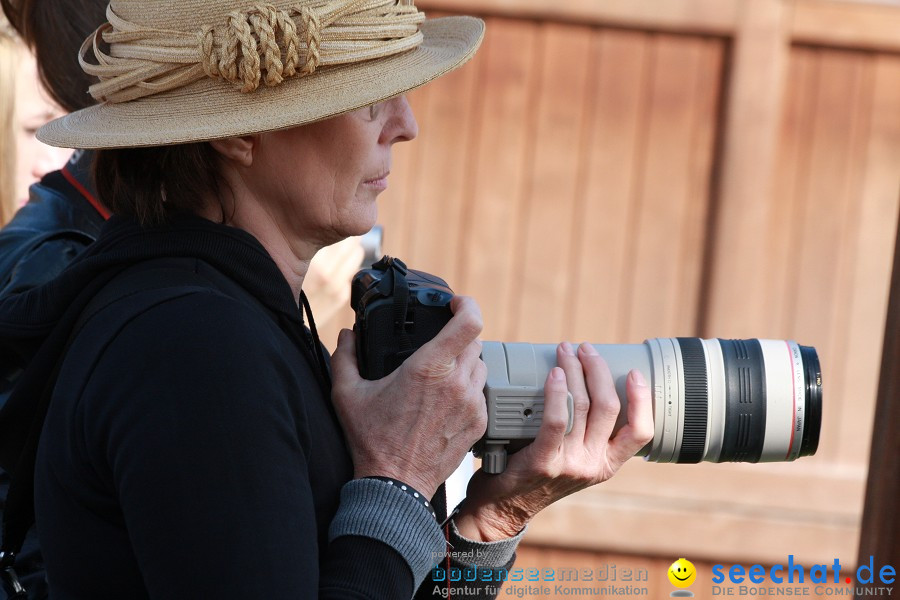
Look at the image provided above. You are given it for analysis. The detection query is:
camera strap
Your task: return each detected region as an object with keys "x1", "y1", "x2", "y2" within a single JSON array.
[
  {"x1": 373, "y1": 257, "x2": 413, "y2": 353},
  {"x1": 298, "y1": 290, "x2": 332, "y2": 390},
  {"x1": 392, "y1": 270, "x2": 412, "y2": 353}
]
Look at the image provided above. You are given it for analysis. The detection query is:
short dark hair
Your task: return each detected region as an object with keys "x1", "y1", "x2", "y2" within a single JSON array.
[
  {"x1": 1, "y1": 0, "x2": 107, "y2": 112},
  {"x1": 93, "y1": 144, "x2": 229, "y2": 227}
]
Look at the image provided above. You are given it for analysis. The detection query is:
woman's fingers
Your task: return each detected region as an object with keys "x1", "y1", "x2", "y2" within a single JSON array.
[
  {"x1": 606, "y1": 369, "x2": 654, "y2": 468},
  {"x1": 413, "y1": 296, "x2": 483, "y2": 375},
  {"x1": 556, "y1": 342, "x2": 590, "y2": 442},
  {"x1": 580, "y1": 344, "x2": 622, "y2": 449},
  {"x1": 531, "y1": 367, "x2": 570, "y2": 462}
]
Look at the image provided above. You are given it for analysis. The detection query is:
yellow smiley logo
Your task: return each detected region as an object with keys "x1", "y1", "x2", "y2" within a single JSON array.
[{"x1": 668, "y1": 558, "x2": 697, "y2": 588}]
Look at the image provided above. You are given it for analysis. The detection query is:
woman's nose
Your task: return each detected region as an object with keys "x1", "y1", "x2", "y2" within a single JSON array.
[
  {"x1": 30, "y1": 143, "x2": 70, "y2": 179},
  {"x1": 384, "y1": 95, "x2": 418, "y2": 144}
]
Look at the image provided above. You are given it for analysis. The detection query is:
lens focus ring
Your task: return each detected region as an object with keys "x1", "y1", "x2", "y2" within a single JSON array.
[{"x1": 676, "y1": 338, "x2": 708, "y2": 463}]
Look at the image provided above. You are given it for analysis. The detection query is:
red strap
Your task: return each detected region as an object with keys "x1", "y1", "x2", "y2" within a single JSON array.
[
  {"x1": 61, "y1": 165, "x2": 111, "y2": 220},
  {"x1": 446, "y1": 521, "x2": 452, "y2": 600}
]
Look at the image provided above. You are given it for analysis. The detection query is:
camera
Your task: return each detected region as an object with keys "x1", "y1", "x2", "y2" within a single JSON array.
[
  {"x1": 351, "y1": 256, "x2": 455, "y2": 379},
  {"x1": 351, "y1": 257, "x2": 823, "y2": 473}
]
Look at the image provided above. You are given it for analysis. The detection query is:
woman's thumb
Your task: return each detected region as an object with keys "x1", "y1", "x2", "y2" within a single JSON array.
[{"x1": 331, "y1": 328, "x2": 361, "y2": 382}]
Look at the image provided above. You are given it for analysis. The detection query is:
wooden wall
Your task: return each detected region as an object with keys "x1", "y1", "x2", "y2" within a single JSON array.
[{"x1": 311, "y1": 0, "x2": 900, "y2": 570}]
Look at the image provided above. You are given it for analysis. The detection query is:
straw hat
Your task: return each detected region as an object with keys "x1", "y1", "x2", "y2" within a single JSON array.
[{"x1": 37, "y1": 0, "x2": 484, "y2": 149}]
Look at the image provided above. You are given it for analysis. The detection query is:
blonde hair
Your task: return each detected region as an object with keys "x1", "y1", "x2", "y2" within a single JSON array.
[{"x1": 0, "y1": 15, "x2": 18, "y2": 225}]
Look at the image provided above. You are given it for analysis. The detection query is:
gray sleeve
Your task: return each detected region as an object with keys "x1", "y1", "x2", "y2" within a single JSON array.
[
  {"x1": 417, "y1": 520, "x2": 526, "y2": 599},
  {"x1": 447, "y1": 518, "x2": 526, "y2": 568},
  {"x1": 329, "y1": 478, "x2": 447, "y2": 588}
]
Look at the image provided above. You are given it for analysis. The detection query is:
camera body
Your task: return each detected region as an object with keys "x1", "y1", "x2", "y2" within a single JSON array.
[{"x1": 351, "y1": 256, "x2": 454, "y2": 380}]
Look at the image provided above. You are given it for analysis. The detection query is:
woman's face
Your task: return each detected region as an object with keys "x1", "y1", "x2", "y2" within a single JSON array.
[
  {"x1": 14, "y1": 50, "x2": 69, "y2": 205},
  {"x1": 242, "y1": 96, "x2": 418, "y2": 250}
]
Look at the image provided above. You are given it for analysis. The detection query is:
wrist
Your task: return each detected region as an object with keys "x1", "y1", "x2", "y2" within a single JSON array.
[
  {"x1": 354, "y1": 467, "x2": 437, "y2": 500},
  {"x1": 361, "y1": 476, "x2": 438, "y2": 520},
  {"x1": 454, "y1": 501, "x2": 530, "y2": 542}
]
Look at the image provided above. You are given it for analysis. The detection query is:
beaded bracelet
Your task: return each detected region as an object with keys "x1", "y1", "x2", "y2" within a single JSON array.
[{"x1": 364, "y1": 476, "x2": 437, "y2": 520}]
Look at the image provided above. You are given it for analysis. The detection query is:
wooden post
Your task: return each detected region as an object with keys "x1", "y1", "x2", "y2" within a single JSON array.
[
  {"x1": 701, "y1": 0, "x2": 792, "y2": 336},
  {"x1": 856, "y1": 206, "x2": 900, "y2": 597}
]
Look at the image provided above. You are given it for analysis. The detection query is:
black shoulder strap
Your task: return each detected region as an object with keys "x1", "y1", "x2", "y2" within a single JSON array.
[
  {"x1": 372, "y1": 256, "x2": 413, "y2": 352},
  {"x1": 0, "y1": 265, "x2": 212, "y2": 597}
]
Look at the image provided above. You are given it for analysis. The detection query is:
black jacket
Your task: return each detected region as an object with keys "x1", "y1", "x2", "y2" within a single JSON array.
[
  {"x1": 0, "y1": 215, "x2": 514, "y2": 599},
  {"x1": 0, "y1": 215, "x2": 424, "y2": 598},
  {"x1": 0, "y1": 151, "x2": 105, "y2": 297}
]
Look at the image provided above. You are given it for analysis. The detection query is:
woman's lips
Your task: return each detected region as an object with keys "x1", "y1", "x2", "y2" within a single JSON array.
[{"x1": 363, "y1": 172, "x2": 389, "y2": 191}]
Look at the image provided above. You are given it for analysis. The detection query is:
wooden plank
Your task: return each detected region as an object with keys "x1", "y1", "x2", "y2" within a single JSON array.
[
  {"x1": 523, "y1": 489, "x2": 859, "y2": 566},
  {"x1": 418, "y1": 0, "x2": 740, "y2": 36},
  {"x1": 792, "y1": 0, "x2": 900, "y2": 54},
  {"x1": 377, "y1": 85, "x2": 434, "y2": 262},
  {"x1": 511, "y1": 23, "x2": 593, "y2": 342},
  {"x1": 834, "y1": 54, "x2": 900, "y2": 467},
  {"x1": 673, "y1": 37, "x2": 724, "y2": 334},
  {"x1": 403, "y1": 45, "x2": 482, "y2": 283},
  {"x1": 768, "y1": 47, "x2": 819, "y2": 338},
  {"x1": 567, "y1": 29, "x2": 650, "y2": 344},
  {"x1": 454, "y1": 18, "x2": 540, "y2": 341},
  {"x1": 421, "y1": 0, "x2": 900, "y2": 54},
  {"x1": 790, "y1": 50, "x2": 867, "y2": 466},
  {"x1": 857, "y1": 180, "x2": 900, "y2": 595},
  {"x1": 580, "y1": 459, "x2": 864, "y2": 518},
  {"x1": 702, "y1": 0, "x2": 792, "y2": 338},
  {"x1": 824, "y1": 50, "x2": 879, "y2": 470},
  {"x1": 623, "y1": 34, "x2": 718, "y2": 341}
]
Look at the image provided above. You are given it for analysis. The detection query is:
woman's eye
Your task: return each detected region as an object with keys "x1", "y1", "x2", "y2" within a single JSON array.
[{"x1": 369, "y1": 103, "x2": 381, "y2": 120}]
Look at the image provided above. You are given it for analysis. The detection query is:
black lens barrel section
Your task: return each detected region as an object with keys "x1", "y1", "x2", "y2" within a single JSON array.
[
  {"x1": 676, "y1": 338, "x2": 708, "y2": 463},
  {"x1": 718, "y1": 339, "x2": 767, "y2": 462}
]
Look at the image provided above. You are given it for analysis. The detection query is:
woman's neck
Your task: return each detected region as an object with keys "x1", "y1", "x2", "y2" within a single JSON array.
[{"x1": 200, "y1": 194, "x2": 317, "y2": 305}]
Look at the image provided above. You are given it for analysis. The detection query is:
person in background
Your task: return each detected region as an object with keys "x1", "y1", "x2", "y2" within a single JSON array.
[
  {"x1": 0, "y1": 6, "x2": 105, "y2": 594},
  {"x1": 0, "y1": 16, "x2": 18, "y2": 224},
  {"x1": 11, "y1": 49, "x2": 69, "y2": 210},
  {"x1": 0, "y1": 0, "x2": 110, "y2": 294},
  {"x1": 9, "y1": 45, "x2": 68, "y2": 209}
]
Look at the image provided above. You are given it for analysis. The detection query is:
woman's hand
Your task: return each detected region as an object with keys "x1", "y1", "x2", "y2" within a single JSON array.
[
  {"x1": 330, "y1": 296, "x2": 488, "y2": 499},
  {"x1": 455, "y1": 342, "x2": 654, "y2": 542}
]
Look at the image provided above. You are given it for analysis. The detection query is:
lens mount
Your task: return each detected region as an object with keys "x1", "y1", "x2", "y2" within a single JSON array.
[{"x1": 799, "y1": 345, "x2": 822, "y2": 457}]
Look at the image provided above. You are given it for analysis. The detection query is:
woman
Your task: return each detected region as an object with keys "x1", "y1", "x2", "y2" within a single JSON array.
[
  {"x1": 10, "y1": 49, "x2": 70, "y2": 210},
  {"x1": 2, "y1": 1, "x2": 653, "y2": 598},
  {"x1": 0, "y1": 18, "x2": 69, "y2": 224},
  {"x1": 0, "y1": 16, "x2": 15, "y2": 224},
  {"x1": 0, "y1": 0, "x2": 110, "y2": 300}
]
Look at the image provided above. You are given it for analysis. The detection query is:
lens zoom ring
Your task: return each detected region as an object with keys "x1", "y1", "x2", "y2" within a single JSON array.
[
  {"x1": 719, "y1": 339, "x2": 767, "y2": 463},
  {"x1": 676, "y1": 338, "x2": 708, "y2": 463}
]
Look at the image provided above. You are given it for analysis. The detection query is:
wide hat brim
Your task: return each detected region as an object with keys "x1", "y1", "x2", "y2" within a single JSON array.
[{"x1": 38, "y1": 16, "x2": 483, "y2": 149}]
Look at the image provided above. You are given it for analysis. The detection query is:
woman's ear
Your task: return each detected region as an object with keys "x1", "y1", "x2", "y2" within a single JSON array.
[{"x1": 209, "y1": 135, "x2": 257, "y2": 167}]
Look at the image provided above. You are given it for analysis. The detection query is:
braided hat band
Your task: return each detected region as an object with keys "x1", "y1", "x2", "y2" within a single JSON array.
[
  {"x1": 83, "y1": 0, "x2": 426, "y2": 103},
  {"x1": 37, "y1": 0, "x2": 483, "y2": 149}
]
